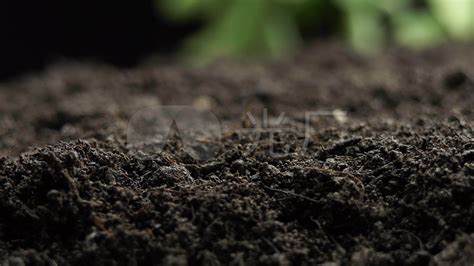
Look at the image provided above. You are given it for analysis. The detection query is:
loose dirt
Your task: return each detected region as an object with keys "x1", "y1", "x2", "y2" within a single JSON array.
[{"x1": 0, "y1": 42, "x2": 473, "y2": 265}]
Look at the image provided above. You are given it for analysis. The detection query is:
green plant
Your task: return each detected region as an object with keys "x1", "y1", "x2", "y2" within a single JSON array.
[
  {"x1": 158, "y1": 0, "x2": 308, "y2": 62},
  {"x1": 338, "y1": 0, "x2": 473, "y2": 53},
  {"x1": 157, "y1": 0, "x2": 474, "y2": 61},
  {"x1": 430, "y1": 0, "x2": 474, "y2": 41}
]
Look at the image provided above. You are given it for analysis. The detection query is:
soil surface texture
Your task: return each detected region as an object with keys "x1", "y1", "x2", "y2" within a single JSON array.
[{"x1": 1, "y1": 42, "x2": 474, "y2": 265}]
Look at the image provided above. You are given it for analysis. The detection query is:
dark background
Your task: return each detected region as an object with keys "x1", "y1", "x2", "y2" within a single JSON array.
[
  {"x1": 0, "y1": 0, "x2": 199, "y2": 80},
  {"x1": 0, "y1": 0, "x2": 340, "y2": 81}
]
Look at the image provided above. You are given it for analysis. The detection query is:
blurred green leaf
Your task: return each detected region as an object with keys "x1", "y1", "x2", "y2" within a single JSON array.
[
  {"x1": 346, "y1": 11, "x2": 385, "y2": 54},
  {"x1": 393, "y1": 11, "x2": 445, "y2": 48},
  {"x1": 182, "y1": 0, "x2": 267, "y2": 61},
  {"x1": 176, "y1": 0, "x2": 302, "y2": 62},
  {"x1": 156, "y1": 0, "x2": 474, "y2": 61},
  {"x1": 429, "y1": 0, "x2": 474, "y2": 40},
  {"x1": 158, "y1": 0, "x2": 226, "y2": 20},
  {"x1": 158, "y1": 0, "x2": 201, "y2": 20},
  {"x1": 263, "y1": 4, "x2": 301, "y2": 57},
  {"x1": 337, "y1": 0, "x2": 385, "y2": 54},
  {"x1": 375, "y1": 0, "x2": 410, "y2": 15}
]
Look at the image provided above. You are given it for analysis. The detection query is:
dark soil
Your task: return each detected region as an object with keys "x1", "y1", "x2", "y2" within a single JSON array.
[{"x1": 1, "y1": 42, "x2": 474, "y2": 265}]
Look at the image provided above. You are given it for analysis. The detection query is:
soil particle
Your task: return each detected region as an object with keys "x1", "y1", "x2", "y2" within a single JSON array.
[
  {"x1": 444, "y1": 71, "x2": 471, "y2": 90},
  {"x1": 431, "y1": 234, "x2": 474, "y2": 266},
  {"x1": 461, "y1": 149, "x2": 474, "y2": 162}
]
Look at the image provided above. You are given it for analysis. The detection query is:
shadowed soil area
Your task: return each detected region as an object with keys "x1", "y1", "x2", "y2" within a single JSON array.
[{"x1": 0, "y1": 42, "x2": 473, "y2": 265}]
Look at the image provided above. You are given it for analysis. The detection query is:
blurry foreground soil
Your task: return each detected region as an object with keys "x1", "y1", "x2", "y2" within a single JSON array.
[{"x1": 0, "y1": 42, "x2": 474, "y2": 265}]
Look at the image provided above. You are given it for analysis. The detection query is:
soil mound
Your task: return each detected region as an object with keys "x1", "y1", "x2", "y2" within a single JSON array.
[{"x1": 1, "y1": 43, "x2": 473, "y2": 265}]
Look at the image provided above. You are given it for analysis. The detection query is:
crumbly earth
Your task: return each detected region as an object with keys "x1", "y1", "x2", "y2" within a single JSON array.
[{"x1": 0, "y1": 43, "x2": 473, "y2": 265}]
